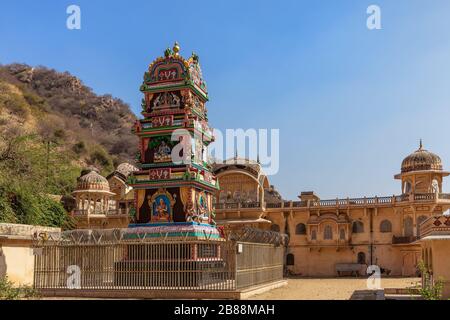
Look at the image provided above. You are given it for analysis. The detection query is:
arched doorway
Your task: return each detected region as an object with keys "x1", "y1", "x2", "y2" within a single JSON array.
[
  {"x1": 286, "y1": 254, "x2": 295, "y2": 266},
  {"x1": 271, "y1": 224, "x2": 280, "y2": 233},
  {"x1": 357, "y1": 252, "x2": 366, "y2": 265}
]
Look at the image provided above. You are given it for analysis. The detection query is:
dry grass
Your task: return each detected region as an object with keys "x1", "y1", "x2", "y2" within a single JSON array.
[{"x1": 248, "y1": 277, "x2": 420, "y2": 300}]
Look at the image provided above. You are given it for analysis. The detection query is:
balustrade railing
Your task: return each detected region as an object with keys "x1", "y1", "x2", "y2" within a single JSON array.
[
  {"x1": 73, "y1": 209, "x2": 130, "y2": 216},
  {"x1": 292, "y1": 201, "x2": 307, "y2": 207},
  {"x1": 395, "y1": 194, "x2": 409, "y2": 202},
  {"x1": 240, "y1": 202, "x2": 261, "y2": 209},
  {"x1": 266, "y1": 202, "x2": 283, "y2": 209},
  {"x1": 213, "y1": 193, "x2": 450, "y2": 211},
  {"x1": 439, "y1": 193, "x2": 450, "y2": 200},
  {"x1": 414, "y1": 193, "x2": 436, "y2": 201},
  {"x1": 348, "y1": 198, "x2": 366, "y2": 205},
  {"x1": 378, "y1": 196, "x2": 392, "y2": 204},
  {"x1": 392, "y1": 236, "x2": 418, "y2": 244}
]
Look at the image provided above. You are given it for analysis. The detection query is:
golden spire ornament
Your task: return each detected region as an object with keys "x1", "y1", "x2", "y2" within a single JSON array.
[{"x1": 173, "y1": 42, "x2": 180, "y2": 56}]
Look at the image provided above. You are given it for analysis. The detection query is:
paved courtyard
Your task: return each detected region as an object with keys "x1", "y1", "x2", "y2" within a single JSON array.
[{"x1": 249, "y1": 277, "x2": 420, "y2": 300}]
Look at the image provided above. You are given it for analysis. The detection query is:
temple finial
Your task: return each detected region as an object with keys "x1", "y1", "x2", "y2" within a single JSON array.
[
  {"x1": 173, "y1": 41, "x2": 180, "y2": 55},
  {"x1": 419, "y1": 139, "x2": 423, "y2": 150},
  {"x1": 234, "y1": 147, "x2": 238, "y2": 160}
]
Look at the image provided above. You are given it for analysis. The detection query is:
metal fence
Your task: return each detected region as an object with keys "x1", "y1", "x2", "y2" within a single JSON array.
[
  {"x1": 33, "y1": 238, "x2": 284, "y2": 293},
  {"x1": 235, "y1": 242, "x2": 284, "y2": 289}
]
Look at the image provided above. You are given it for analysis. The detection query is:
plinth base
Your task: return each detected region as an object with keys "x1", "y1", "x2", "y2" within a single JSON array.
[{"x1": 124, "y1": 222, "x2": 223, "y2": 241}]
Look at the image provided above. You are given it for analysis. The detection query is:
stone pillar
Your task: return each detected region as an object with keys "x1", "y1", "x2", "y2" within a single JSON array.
[{"x1": 413, "y1": 210, "x2": 417, "y2": 237}]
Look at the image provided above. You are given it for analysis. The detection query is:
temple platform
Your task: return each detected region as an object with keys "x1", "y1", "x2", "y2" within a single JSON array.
[{"x1": 124, "y1": 222, "x2": 224, "y2": 241}]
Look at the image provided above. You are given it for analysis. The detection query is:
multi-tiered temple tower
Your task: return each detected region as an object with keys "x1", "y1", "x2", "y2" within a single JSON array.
[{"x1": 127, "y1": 43, "x2": 220, "y2": 239}]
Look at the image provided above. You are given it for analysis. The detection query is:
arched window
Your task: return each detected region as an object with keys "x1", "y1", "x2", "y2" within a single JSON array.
[
  {"x1": 295, "y1": 223, "x2": 306, "y2": 235},
  {"x1": 352, "y1": 221, "x2": 364, "y2": 233},
  {"x1": 431, "y1": 179, "x2": 439, "y2": 193},
  {"x1": 404, "y1": 180, "x2": 412, "y2": 194},
  {"x1": 404, "y1": 216, "x2": 414, "y2": 237},
  {"x1": 417, "y1": 215, "x2": 428, "y2": 237},
  {"x1": 271, "y1": 224, "x2": 280, "y2": 233},
  {"x1": 311, "y1": 229, "x2": 317, "y2": 240},
  {"x1": 286, "y1": 254, "x2": 295, "y2": 266},
  {"x1": 380, "y1": 220, "x2": 392, "y2": 233},
  {"x1": 324, "y1": 225, "x2": 333, "y2": 240},
  {"x1": 357, "y1": 252, "x2": 366, "y2": 264},
  {"x1": 339, "y1": 228, "x2": 346, "y2": 240}
]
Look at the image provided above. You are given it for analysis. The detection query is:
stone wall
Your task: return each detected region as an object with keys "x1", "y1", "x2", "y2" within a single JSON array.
[
  {"x1": 0, "y1": 223, "x2": 61, "y2": 285},
  {"x1": 0, "y1": 223, "x2": 60, "y2": 237}
]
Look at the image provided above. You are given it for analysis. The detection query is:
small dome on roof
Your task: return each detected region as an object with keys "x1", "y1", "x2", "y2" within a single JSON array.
[
  {"x1": 76, "y1": 169, "x2": 110, "y2": 192},
  {"x1": 401, "y1": 140, "x2": 443, "y2": 173},
  {"x1": 116, "y1": 162, "x2": 138, "y2": 177},
  {"x1": 212, "y1": 158, "x2": 261, "y2": 176}
]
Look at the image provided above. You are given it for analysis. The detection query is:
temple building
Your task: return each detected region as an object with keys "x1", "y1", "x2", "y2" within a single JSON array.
[
  {"x1": 419, "y1": 211, "x2": 450, "y2": 298},
  {"x1": 214, "y1": 142, "x2": 450, "y2": 277},
  {"x1": 71, "y1": 164, "x2": 137, "y2": 229},
  {"x1": 128, "y1": 42, "x2": 219, "y2": 228},
  {"x1": 106, "y1": 162, "x2": 138, "y2": 221},
  {"x1": 212, "y1": 158, "x2": 283, "y2": 230},
  {"x1": 66, "y1": 43, "x2": 450, "y2": 279}
]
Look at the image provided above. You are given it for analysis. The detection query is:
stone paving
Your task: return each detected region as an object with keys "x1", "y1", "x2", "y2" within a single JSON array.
[{"x1": 248, "y1": 277, "x2": 420, "y2": 300}]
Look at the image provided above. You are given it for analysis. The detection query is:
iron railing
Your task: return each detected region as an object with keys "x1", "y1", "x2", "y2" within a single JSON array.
[{"x1": 235, "y1": 242, "x2": 284, "y2": 289}]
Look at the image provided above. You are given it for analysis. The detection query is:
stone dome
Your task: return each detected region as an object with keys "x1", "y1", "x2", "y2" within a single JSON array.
[
  {"x1": 401, "y1": 141, "x2": 443, "y2": 173},
  {"x1": 76, "y1": 169, "x2": 110, "y2": 192},
  {"x1": 212, "y1": 158, "x2": 262, "y2": 178},
  {"x1": 115, "y1": 162, "x2": 138, "y2": 177}
]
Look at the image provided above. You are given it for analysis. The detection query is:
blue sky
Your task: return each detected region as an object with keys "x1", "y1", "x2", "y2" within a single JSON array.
[{"x1": 2, "y1": 0, "x2": 450, "y2": 200}]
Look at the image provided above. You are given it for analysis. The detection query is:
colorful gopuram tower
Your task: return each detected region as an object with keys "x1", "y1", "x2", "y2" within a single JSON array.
[{"x1": 127, "y1": 43, "x2": 221, "y2": 239}]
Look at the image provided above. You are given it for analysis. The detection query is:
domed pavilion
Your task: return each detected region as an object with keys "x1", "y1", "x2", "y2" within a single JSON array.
[
  {"x1": 72, "y1": 168, "x2": 129, "y2": 229},
  {"x1": 395, "y1": 140, "x2": 449, "y2": 194}
]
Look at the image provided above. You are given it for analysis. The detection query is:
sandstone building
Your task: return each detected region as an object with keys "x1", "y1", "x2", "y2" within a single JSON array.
[
  {"x1": 214, "y1": 142, "x2": 450, "y2": 277},
  {"x1": 69, "y1": 142, "x2": 450, "y2": 278}
]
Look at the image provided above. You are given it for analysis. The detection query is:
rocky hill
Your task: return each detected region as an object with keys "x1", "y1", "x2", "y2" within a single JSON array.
[
  {"x1": 0, "y1": 63, "x2": 138, "y2": 227},
  {"x1": 0, "y1": 63, "x2": 138, "y2": 173}
]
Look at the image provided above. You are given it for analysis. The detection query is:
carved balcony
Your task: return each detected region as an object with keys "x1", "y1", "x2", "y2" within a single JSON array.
[{"x1": 392, "y1": 236, "x2": 418, "y2": 244}]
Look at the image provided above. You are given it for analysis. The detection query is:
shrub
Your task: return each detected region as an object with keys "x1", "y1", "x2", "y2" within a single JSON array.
[
  {"x1": 53, "y1": 129, "x2": 66, "y2": 141},
  {"x1": 23, "y1": 91, "x2": 48, "y2": 111},
  {"x1": 417, "y1": 261, "x2": 444, "y2": 300},
  {"x1": 72, "y1": 141, "x2": 86, "y2": 154},
  {"x1": 0, "y1": 276, "x2": 39, "y2": 300},
  {"x1": 89, "y1": 146, "x2": 113, "y2": 172},
  {"x1": 0, "y1": 193, "x2": 17, "y2": 223},
  {"x1": 0, "y1": 94, "x2": 29, "y2": 117}
]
